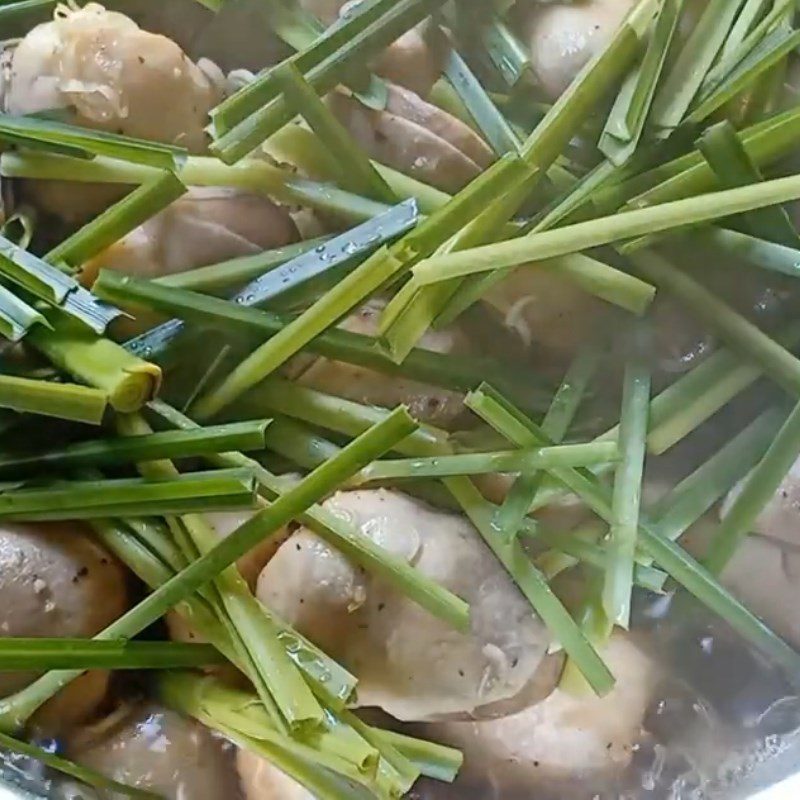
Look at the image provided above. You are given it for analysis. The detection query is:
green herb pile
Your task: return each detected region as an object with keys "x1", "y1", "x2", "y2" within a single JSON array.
[{"x1": 1, "y1": 0, "x2": 800, "y2": 796}]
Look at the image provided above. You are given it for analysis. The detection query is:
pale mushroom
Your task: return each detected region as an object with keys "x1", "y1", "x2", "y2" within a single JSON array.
[
  {"x1": 521, "y1": 0, "x2": 637, "y2": 100},
  {"x1": 68, "y1": 702, "x2": 240, "y2": 800},
  {"x1": 256, "y1": 489, "x2": 559, "y2": 721},
  {"x1": 0, "y1": 521, "x2": 129, "y2": 734},
  {"x1": 428, "y1": 633, "x2": 656, "y2": 790},
  {"x1": 81, "y1": 187, "x2": 299, "y2": 284},
  {"x1": 328, "y1": 82, "x2": 494, "y2": 193},
  {"x1": 3, "y1": 3, "x2": 224, "y2": 222}
]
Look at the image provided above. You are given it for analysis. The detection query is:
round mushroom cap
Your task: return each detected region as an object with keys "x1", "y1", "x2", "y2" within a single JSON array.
[
  {"x1": 4, "y1": 2, "x2": 223, "y2": 223},
  {"x1": 81, "y1": 187, "x2": 299, "y2": 284},
  {"x1": 428, "y1": 633, "x2": 656, "y2": 789},
  {"x1": 328, "y1": 83, "x2": 493, "y2": 194},
  {"x1": 300, "y1": 0, "x2": 445, "y2": 97},
  {"x1": 237, "y1": 749, "x2": 315, "y2": 800},
  {"x1": 288, "y1": 299, "x2": 469, "y2": 428},
  {"x1": 482, "y1": 266, "x2": 611, "y2": 370},
  {"x1": 523, "y1": 0, "x2": 637, "y2": 100},
  {"x1": 0, "y1": 521, "x2": 129, "y2": 731},
  {"x1": 722, "y1": 453, "x2": 800, "y2": 550},
  {"x1": 5, "y1": 3, "x2": 222, "y2": 149},
  {"x1": 68, "y1": 703, "x2": 240, "y2": 800},
  {"x1": 721, "y1": 535, "x2": 800, "y2": 649},
  {"x1": 256, "y1": 489, "x2": 558, "y2": 721}
]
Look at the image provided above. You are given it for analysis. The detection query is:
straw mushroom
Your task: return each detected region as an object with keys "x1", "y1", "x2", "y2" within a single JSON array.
[
  {"x1": 328, "y1": 82, "x2": 494, "y2": 193},
  {"x1": 256, "y1": 489, "x2": 560, "y2": 721},
  {"x1": 2, "y1": 3, "x2": 224, "y2": 222},
  {"x1": 81, "y1": 187, "x2": 299, "y2": 284},
  {"x1": 69, "y1": 702, "x2": 240, "y2": 800},
  {"x1": 521, "y1": 0, "x2": 637, "y2": 100},
  {"x1": 428, "y1": 632, "x2": 656, "y2": 789},
  {"x1": 0, "y1": 521, "x2": 129, "y2": 733}
]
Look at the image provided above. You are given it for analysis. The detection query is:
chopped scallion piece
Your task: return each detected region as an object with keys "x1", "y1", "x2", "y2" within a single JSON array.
[
  {"x1": 0, "y1": 468, "x2": 258, "y2": 521},
  {"x1": 0, "y1": 420, "x2": 271, "y2": 473},
  {"x1": 357, "y1": 442, "x2": 619, "y2": 482},
  {"x1": 704, "y1": 397, "x2": 800, "y2": 573},
  {"x1": 0, "y1": 373, "x2": 106, "y2": 425},
  {"x1": 602, "y1": 334, "x2": 650, "y2": 628},
  {"x1": 0, "y1": 639, "x2": 225, "y2": 670}
]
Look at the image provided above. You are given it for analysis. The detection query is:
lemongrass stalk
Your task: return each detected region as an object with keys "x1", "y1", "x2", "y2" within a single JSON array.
[
  {"x1": 648, "y1": 0, "x2": 746, "y2": 134},
  {"x1": 696, "y1": 120, "x2": 799, "y2": 246},
  {"x1": 0, "y1": 469, "x2": 258, "y2": 521},
  {"x1": 92, "y1": 516, "x2": 356, "y2": 707},
  {"x1": 264, "y1": 123, "x2": 451, "y2": 215},
  {"x1": 529, "y1": 524, "x2": 667, "y2": 592},
  {"x1": 0, "y1": 0, "x2": 57, "y2": 23},
  {"x1": 192, "y1": 245, "x2": 407, "y2": 419},
  {"x1": 494, "y1": 346, "x2": 600, "y2": 542},
  {"x1": 0, "y1": 410, "x2": 412, "y2": 731},
  {"x1": 149, "y1": 399, "x2": 470, "y2": 632},
  {"x1": 704, "y1": 398, "x2": 800, "y2": 574},
  {"x1": 273, "y1": 63, "x2": 396, "y2": 202},
  {"x1": 98, "y1": 271, "x2": 545, "y2": 407},
  {"x1": 0, "y1": 374, "x2": 106, "y2": 424},
  {"x1": 650, "y1": 408, "x2": 783, "y2": 541},
  {"x1": 369, "y1": 728, "x2": 462, "y2": 783},
  {"x1": 0, "y1": 113, "x2": 184, "y2": 169},
  {"x1": 0, "y1": 639, "x2": 224, "y2": 670},
  {"x1": 479, "y1": 14, "x2": 534, "y2": 92},
  {"x1": 123, "y1": 199, "x2": 418, "y2": 362},
  {"x1": 597, "y1": 104, "x2": 800, "y2": 211},
  {"x1": 233, "y1": 376, "x2": 446, "y2": 455},
  {"x1": 694, "y1": 227, "x2": 800, "y2": 278},
  {"x1": 411, "y1": 172, "x2": 800, "y2": 284},
  {"x1": 26, "y1": 308, "x2": 161, "y2": 412},
  {"x1": 687, "y1": 27, "x2": 800, "y2": 124},
  {"x1": 0, "y1": 420, "x2": 270, "y2": 473},
  {"x1": 444, "y1": 474, "x2": 616, "y2": 695},
  {"x1": 605, "y1": 319, "x2": 800, "y2": 453},
  {"x1": 210, "y1": 0, "x2": 449, "y2": 162},
  {"x1": 158, "y1": 673, "x2": 381, "y2": 800},
  {"x1": 356, "y1": 442, "x2": 619, "y2": 483},
  {"x1": 442, "y1": 48, "x2": 521, "y2": 155},
  {"x1": 154, "y1": 238, "x2": 329, "y2": 294},
  {"x1": 211, "y1": 0, "x2": 424, "y2": 128},
  {"x1": 0, "y1": 233, "x2": 76, "y2": 302},
  {"x1": 602, "y1": 340, "x2": 650, "y2": 628},
  {"x1": 0, "y1": 284, "x2": 46, "y2": 342},
  {"x1": 190, "y1": 149, "x2": 521, "y2": 414},
  {"x1": 521, "y1": 0, "x2": 656, "y2": 168},
  {"x1": 378, "y1": 156, "x2": 539, "y2": 362},
  {"x1": 599, "y1": 0, "x2": 683, "y2": 164},
  {"x1": 629, "y1": 250, "x2": 800, "y2": 396},
  {"x1": 91, "y1": 517, "x2": 241, "y2": 664},
  {"x1": 0, "y1": 151, "x2": 389, "y2": 222},
  {"x1": 466, "y1": 385, "x2": 800, "y2": 673},
  {"x1": 429, "y1": 251, "x2": 656, "y2": 316}
]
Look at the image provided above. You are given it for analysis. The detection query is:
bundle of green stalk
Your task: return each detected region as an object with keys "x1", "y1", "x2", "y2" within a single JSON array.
[{"x1": 2, "y1": 0, "x2": 800, "y2": 796}]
